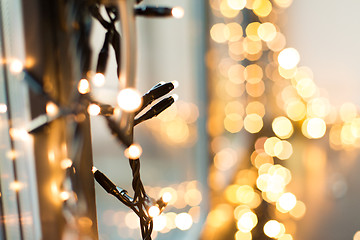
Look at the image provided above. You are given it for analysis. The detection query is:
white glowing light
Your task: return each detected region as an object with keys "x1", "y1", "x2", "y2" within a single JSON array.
[
  {"x1": 117, "y1": 88, "x2": 142, "y2": 112},
  {"x1": 175, "y1": 213, "x2": 193, "y2": 230},
  {"x1": 0, "y1": 103, "x2": 7, "y2": 113},
  {"x1": 124, "y1": 144, "x2": 142, "y2": 160},
  {"x1": 46, "y1": 102, "x2": 59, "y2": 117},
  {"x1": 148, "y1": 206, "x2": 161, "y2": 218},
  {"x1": 60, "y1": 158, "x2": 73, "y2": 169},
  {"x1": 92, "y1": 166, "x2": 98, "y2": 173},
  {"x1": 278, "y1": 48, "x2": 300, "y2": 69},
  {"x1": 78, "y1": 78, "x2": 91, "y2": 94},
  {"x1": 92, "y1": 73, "x2": 105, "y2": 87},
  {"x1": 172, "y1": 7, "x2": 184, "y2": 18},
  {"x1": 172, "y1": 94, "x2": 179, "y2": 102},
  {"x1": 9, "y1": 59, "x2": 23, "y2": 73},
  {"x1": 153, "y1": 215, "x2": 167, "y2": 231},
  {"x1": 87, "y1": 104, "x2": 101, "y2": 116},
  {"x1": 278, "y1": 192, "x2": 297, "y2": 211},
  {"x1": 264, "y1": 220, "x2": 281, "y2": 238},
  {"x1": 60, "y1": 191, "x2": 70, "y2": 201},
  {"x1": 9, "y1": 181, "x2": 23, "y2": 192},
  {"x1": 162, "y1": 192, "x2": 172, "y2": 203}
]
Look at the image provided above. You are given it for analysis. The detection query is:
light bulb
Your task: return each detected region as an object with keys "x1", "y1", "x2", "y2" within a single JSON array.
[
  {"x1": 92, "y1": 73, "x2": 105, "y2": 87},
  {"x1": 9, "y1": 59, "x2": 23, "y2": 73},
  {"x1": 46, "y1": 102, "x2": 59, "y2": 117},
  {"x1": 162, "y1": 192, "x2": 172, "y2": 203},
  {"x1": 78, "y1": 78, "x2": 90, "y2": 94},
  {"x1": 171, "y1": 80, "x2": 179, "y2": 88},
  {"x1": 124, "y1": 144, "x2": 142, "y2": 159},
  {"x1": 87, "y1": 104, "x2": 101, "y2": 116},
  {"x1": 117, "y1": 88, "x2": 142, "y2": 112},
  {"x1": 172, "y1": 7, "x2": 184, "y2": 18},
  {"x1": 0, "y1": 103, "x2": 7, "y2": 113},
  {"x1": 148, "y1": 205, "x2": 160, "y2": 218}
]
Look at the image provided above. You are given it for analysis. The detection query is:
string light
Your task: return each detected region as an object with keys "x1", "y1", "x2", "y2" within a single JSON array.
[
  {"x1": 171, "y1": 7, "x2": 184, "y2": 19},
  {"x1": 92, "y1": 72, "x2": 105, "y2": 87},
  {"x1": 78, "y1": 78, "x2": 91, "y2": 94},
  {"x1": 9, "y1": 59, "x2": 23, "y2": 73},
  {"x1": 117, "y1": 88, "x2": 142, "y2": 112},
  {"x1": 87, "y1": 104, "x2": 101, "y2": 116},
  {"x1": 46, "y1": 102, "x2": 59, "y2": 117},
  {"x1": 148, "y1": 206, "x2": 161, "y2": 218},
  {"x1": 0, "y1": 103, "x2": 7, "y2": 113},
  {"x1": 124, "y1": 144, "x2": 142, "y2": 159}
]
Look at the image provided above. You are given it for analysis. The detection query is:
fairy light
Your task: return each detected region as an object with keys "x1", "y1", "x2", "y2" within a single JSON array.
[
  {"x1": 175, "y1": 212, "x2": 193, "y2": 230},
  {"x1": 278, "y1": 48, "x2": 300, "y2": 69},
  {"x1": 92, "y1": 73, "x2": 105, "y2": 87},
  {"x1": 59, "y1": 191, "x2": 70, "y2": 201},
  {"x1": 171, "y1": 7, "x2": 184, "y2": 19},
  {"x1": 148, "y1": 205, "x2": 160, "y2": 218},
  {"x1": 60, "y1": 158, "x2": 73, "y2": 169},
  {"x1": 87, "y1": 104, "x2": 101, "y2": 116},
  {"x1": 9, "y1": 59, "x2": 23, "y2": 73},
  {"x1": 46, "y1": 102, "x2": 59, "y2": 117},
  {"x1": 162, "y1": 192, "x2": 172, "y2": 203},
  {"x1": 124, "y1": 143, "x2": 142, "y2": 159},
  {"x1": 78, "y1": 78, "x2": 91, "y2": 94},
  {"x1": 277, "y1": 192, "x2": 297, "y2": 212},
  {"x1": 117, "y1": 88, "x2": 142, "y2": 112},
  {"x1": 9, "y1": 181, "x2": 23, "y2": 192},
  {"x1": 264, "y1": 220, "x2": 281, "y2": 238}
]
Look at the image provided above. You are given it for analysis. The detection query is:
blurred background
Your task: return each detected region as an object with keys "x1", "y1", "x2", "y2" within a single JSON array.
[
  {"x1": 2, "y1": 0, "x2": 360, "y2": 239},
  {"x1": 90, "y1": 0, "x2": 360, "y2": 240}
]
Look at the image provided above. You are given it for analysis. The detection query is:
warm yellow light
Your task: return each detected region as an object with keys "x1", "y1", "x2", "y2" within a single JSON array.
[
  {"x1": 274, "y1": 140, "x2": 293, "y2": 160},
  {"x1": 175, "y1": 213, "x2": 193, "y2": 230},
  {"x1": 87, "y1": 104, "x2": 101, "y2": 116},
  {"x1": 92, "y1": 73, "x2": 105, "y2": 87},
  {"x1": 9, "y1": 181, "x2": 23, "y2": 192},
  {"x1": 289, "y1": 200, "x2": 306, "y2": 219},
  {"x1": 228, "y1": 65, "x2": 245, "y2": 84},
  {"x1": 340, "y1": 102, "x2": 357, "y2": 122},
  {"x1": 286, "y1": 100, "x2": 306, "y2": 121},
  {"x1": 244, "y1": 64, "x2": 263, "y2": 84},
  {"x1": 160, "y1": 187, "x2": 178, "y2": 205},
  {"x1": 226, "y1": 22, "x2": 243, "y2": 42},
  {"x1": 9, "y1": 59, "x2": 23, "y2": 73},
  {"x1": 243, "y1": 37, "x2": 262, "y2": 55},
  {"x1": 296, "y1": 78, "x2": 316, "y2": 99},
  {"x1": 117, "y1": 88, "x2": 142, "y2": 112},
  {"x1": 172, "y1": 7, "x2": 184, "y2": 18},
  {"x1": 264, "y1": 137, "x2": 281, "y2": 157},
  {"x1": 304, "y1": 118, "x2": 326, "y2": 139},
  {"x1": 220, "y1": 0, "x2": 240, "y2": 18},
  {"x1": 46, "y1": 102, "x2": 59, "y2": 117},
  {"x1": 124, "y1": 143, "x2": 142, "y2": 160},
  {"x1": 184, "y1": 188, "x2": 202, "y2": 206},
  {"x1": 214, "y1": 148, "x2": 237, "y2": 171},
  {"x1": 236, "y1": 185, "x2": 255, "y2": 204},
  {"x1": 253, "y1": 152, "x2": 274, "y2": 168},
  {"x1": 245, "y1": 22, "x2": 261, "y2": 41},
  {"x1": 60, "y1": 158, "x2": 73, "y2": 169},
  {"x1": 274, "y1": 0, "x2": 293, "y2": 8},
  {"x1": 353, "y1": 231, "x2": 360, "y2": 240},
  {"x1": 267, "y1": 32, "x2": 286, "y2": 52},
  {"x1": 159, "y1": 192, "x2": 172, "y2": 204},
  {"x1": 210, "y1": 23, "x2": 230, "y2": 43},
  {"x1": 227, "y1": 0, "x2": 247, "y2": 10},
  {"x1": 253, "y1": 0, "x2": 272, "y2": 17},
  {"x1": 224, "y1": 113, "x2": 244, "y2": 133},
  {"x1": 307, "y1": 97, "x2": 330, "y2": 118},
  {"x1": 148, "y1": 206, "x2": 161, "y2": 218},
  {"x1": 264, "y1": 220, "x2": 281, "y2": 238},
  {"x1": 235, "y1": 231, "x2": 252, "y2": 240},
  {"x1": 258, "y1": 22, "x2": 277, "y2": 42},
  {"x1": 272, "y1": 116, "x2": 293, "y2": 139},
  {"x1": 78, "y1": 78, "x2": 91, "y2": 94},
  {"x1": 277, "y1": 192, "x2": 297, "y2": 212},
  {"x1": 278, "y1": 234, "x2": 293, "y2": 240},
  {"x1": 0, "y1": 103, "x2": 7, "y2": 113},
  {"x1": 237, "y1": 211, "x2": 258, "y2": 232},
  {"x1": 59, "y1": 191, "x2": 70, "y2": 201},
  {"x1": 246, "y1": 101, "x2": 265, "y2": 117},
  {"x1": 278, "y1": 48, "x2": 300, "y2": 69},
  {"x1": 153, "y1": 214, "x2": 167, "y2": 231},
  {"x1": 244, "y1": 113, "x2": 263, "y2": 133}
]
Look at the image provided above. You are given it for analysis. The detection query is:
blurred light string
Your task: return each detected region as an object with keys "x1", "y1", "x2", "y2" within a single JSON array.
[{"x1": 205, "y1": 0, "x2": 360, "y2": 239}]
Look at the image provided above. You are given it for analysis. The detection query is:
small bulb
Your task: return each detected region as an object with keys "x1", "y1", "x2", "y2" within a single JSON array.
[
  {"x1": 92, "y1": 73, "x2": 105, "y2": 87},
  {"x1": 148, "y1": 205, "x2": 160, "y2": 218},
  {"x1": 87, "y1": 104, "x2": 101, "y2": 116},
  {"x1": 117, "y1": 88, "x2": 142, "y2": 112},
  {"x1": 0, "y1": 103, "x2": 7, "y2": 113},
  {"x1": 162, "y1": 192, "x2": 172, "y2": 203},
  {"x1": 9, "y1": 181, "x2": 23, "y2": 192},
  {"x1": 172, "y1": 7, "x2": 184, "y2": 18},
  {"x1": 46, "y1": 102, "x2": 59, "y2": 117},
  {"x1": 124, "y1": 143, "x2": 142, "y2": 159},
  {"x1": 171, "y1": 80, "x2": 179, "y2": 89},
  {"x1": 92, "y1": 166, "x2": 98, "y2": 173},
  {"x1": 59, "y1": 191, "x2": 70, "y2": 201},
  {"x1": 60, "y1": 158, "x2": 73, "y2": 169},
  {"x1": 9, "y1": 59, "x2": 23, "y2": 73},
  {"x1": 78, "y1": 78, "x2": 91, "y2": 94}
]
